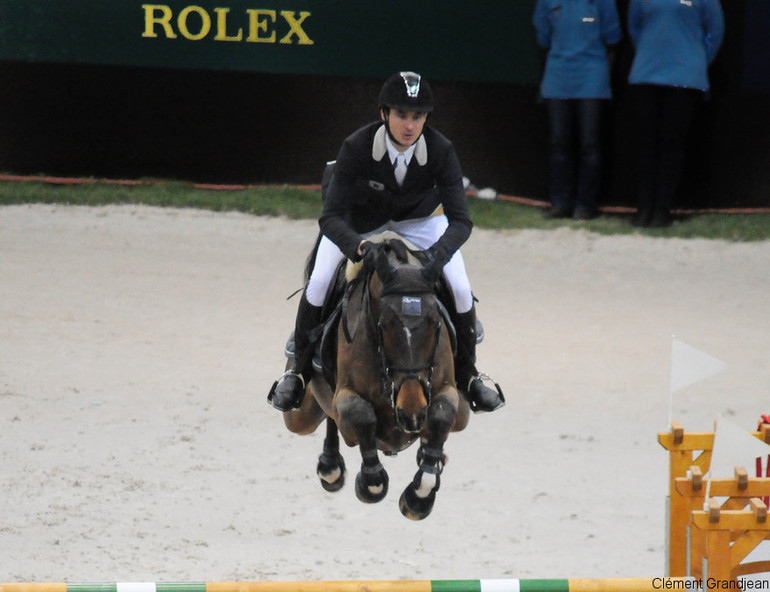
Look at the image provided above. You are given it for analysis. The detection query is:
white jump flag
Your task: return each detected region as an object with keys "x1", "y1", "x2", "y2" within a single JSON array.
[
  {"x1": 710, "y1": 416, "x2": 770, "y2": 478},
  {"x1": 670, "y1": 337, "x2": 728, "y2": 393}
]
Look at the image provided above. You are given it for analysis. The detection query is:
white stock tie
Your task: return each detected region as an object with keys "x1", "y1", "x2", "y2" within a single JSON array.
[{"x1": 394, "y1": 153, "x2": 408, "y2": 186}]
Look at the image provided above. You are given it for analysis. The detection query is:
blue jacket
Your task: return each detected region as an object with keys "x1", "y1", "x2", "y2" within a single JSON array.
[
  {"x1": 628, "y1": 0, "x2": 725, "y2": 91},
  {"x1": 533, "y1": 0, "x2": 622, "y2": 99}
]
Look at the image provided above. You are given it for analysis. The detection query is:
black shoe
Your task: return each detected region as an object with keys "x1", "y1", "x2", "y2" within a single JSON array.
[
  {"x1": 464, "y1": 374, "x2": 505, "y2": 413},
  {"x1": 268, "y1": 371, "x2": 305, "y2": 411},
  {"x1": 632, "y1": 208, "x2": 652, "y2": 228},
  {"x1": 268, "y1": 293, "x2": 322, "y2": 412},
  {"x1": 544, "y1": 206, "x2": 572, "y2": 219},
  {"x1": 573, "y1": 208, "x2": 597, "y2": 221}
]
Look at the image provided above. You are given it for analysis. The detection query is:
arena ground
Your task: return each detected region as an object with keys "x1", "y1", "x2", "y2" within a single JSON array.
[{"x1": 1, "y1": 204, "x2": 768, "y2": 582}]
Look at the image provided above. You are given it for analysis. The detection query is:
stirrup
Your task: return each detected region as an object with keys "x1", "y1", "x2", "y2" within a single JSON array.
[
  {"x1": 267, "y1": 370, "x2": 306, "y2": 411},
  {"x1": 465, "y1": 372, "x2": 505, "y2": 413}
]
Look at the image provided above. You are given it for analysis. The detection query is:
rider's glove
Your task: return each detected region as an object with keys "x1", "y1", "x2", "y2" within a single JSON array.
[{"x1": 359, "y1": 241, "x2": 378, "y2": 269}]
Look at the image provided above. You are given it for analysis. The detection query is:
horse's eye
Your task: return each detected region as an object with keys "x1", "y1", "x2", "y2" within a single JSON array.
[{"x1": 379, "y1": 309, "x2": 398, "y2": 330}]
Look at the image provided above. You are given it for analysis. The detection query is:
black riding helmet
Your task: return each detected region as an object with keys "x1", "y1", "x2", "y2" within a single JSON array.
[
  {"x1": 379, "y1": 71, "x2": 434, "y2": 114},
  {"x1": 379, "y1": 72, "x2": 433, "y2": 147}
]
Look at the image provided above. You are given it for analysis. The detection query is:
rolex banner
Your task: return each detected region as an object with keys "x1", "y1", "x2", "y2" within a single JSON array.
[{"x1": 0, "y1": 0, "x2": 541, "y2": 84}]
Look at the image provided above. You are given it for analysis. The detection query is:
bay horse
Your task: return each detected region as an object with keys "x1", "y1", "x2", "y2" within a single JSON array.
[{"x1": 280, "y1": 233, "x2": 470, "y2": 520}]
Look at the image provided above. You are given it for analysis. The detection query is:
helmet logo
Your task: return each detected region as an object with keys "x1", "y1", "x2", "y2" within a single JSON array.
[{"x1": 400, "y1": 71, "x2": 421, "y2": 98}]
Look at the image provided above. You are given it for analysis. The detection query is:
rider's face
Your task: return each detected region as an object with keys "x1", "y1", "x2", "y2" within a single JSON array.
[{"x1": 382, "y1": 109, "x2": 428, "y2": 149}]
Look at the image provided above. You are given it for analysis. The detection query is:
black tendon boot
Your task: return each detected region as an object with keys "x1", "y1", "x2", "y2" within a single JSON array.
[
  {"x1": 268, "y1": 293, "x2": 323, "y2": 411},
  {"x1": 454, "y1": 306, "x2": 505, "y2": 413}
]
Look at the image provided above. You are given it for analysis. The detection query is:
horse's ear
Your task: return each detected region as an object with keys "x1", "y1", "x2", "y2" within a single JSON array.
[
  {"x1": 375, "y1": 247, "x2": 398, "y2": 285},
  {"x1": 388, "y1": 239, "x2": 410, "y2": 263}
]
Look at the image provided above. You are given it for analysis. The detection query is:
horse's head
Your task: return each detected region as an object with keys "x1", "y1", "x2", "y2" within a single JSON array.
[{"x1": 369, "y1": 239, "x2": 443, "y2": 433}]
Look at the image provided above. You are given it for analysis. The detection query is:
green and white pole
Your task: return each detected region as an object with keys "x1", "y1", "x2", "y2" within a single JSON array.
[{"x1": 0, "y1": 578, "x2": 694, "y2": 592}]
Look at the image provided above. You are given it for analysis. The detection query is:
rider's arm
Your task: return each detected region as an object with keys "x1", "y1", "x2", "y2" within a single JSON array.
[{"x1": 427, "y1": 135, "x2": 473, "y2": 265}]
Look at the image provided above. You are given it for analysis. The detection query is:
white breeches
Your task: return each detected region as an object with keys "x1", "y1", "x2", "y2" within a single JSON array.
[{"x1": 305, "y1": 214, "x2": 474, "y2": 313}]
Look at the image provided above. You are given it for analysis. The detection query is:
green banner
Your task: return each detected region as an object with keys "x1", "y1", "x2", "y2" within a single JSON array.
[{"x1": 0, "y1": 0, "x2": 540, "y2": 84}]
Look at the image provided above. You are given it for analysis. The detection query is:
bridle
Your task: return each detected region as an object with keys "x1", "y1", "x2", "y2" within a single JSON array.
[
  {"x1": 375, "y1": 289, "x2": 442, "y2": 408},
  {"x1": 341, "y1": 260, "x2": 441, "y2": 410}
]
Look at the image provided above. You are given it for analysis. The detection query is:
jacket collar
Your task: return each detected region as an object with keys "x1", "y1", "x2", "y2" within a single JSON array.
[{"x1": 372, "y1": 124, "x2": 427, "y2": 166}]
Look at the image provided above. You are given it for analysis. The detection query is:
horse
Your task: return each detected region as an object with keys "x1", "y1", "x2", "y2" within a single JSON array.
[{"x1": 280, "y1": 233, "x2": 470, "y2": 520}]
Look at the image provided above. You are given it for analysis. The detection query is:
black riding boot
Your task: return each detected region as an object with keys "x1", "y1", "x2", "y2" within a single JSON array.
[
  {"x1": 268, "y1": 293, "x2": 323, "y2": 411},
  {"x1": 455, "y1": 306, "x2": 505, "y2": 413}
]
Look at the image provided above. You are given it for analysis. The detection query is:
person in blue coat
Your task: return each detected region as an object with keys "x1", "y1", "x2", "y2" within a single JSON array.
[
  {"x1": 533, "y1": 0, "x2": 622, "y2": 220},
  {"x1": 627, "y1": 0, "x2": 725, "y2": 227}
]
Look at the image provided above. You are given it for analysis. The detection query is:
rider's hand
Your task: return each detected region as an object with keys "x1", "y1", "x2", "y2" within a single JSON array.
[{"x1": 359, "y1": 241, "x2": 377, "y2": 269}]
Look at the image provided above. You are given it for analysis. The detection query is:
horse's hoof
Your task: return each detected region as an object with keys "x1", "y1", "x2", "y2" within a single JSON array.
[
  {"x1": 399, "y1": 482, "x2": 436, "y2": 521},
  {"x1": 317, "y1": 452, "x2": 346, "y2": 493},
  {"x1": 354, "y1": 466, "x2": 389, "y2": 504}
]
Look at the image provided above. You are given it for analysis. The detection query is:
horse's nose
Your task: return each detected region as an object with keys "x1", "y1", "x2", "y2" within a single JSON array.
[
  {"x1": 395, "y1": 377, "x2": 428, "y2": 433},
  {"x1": 397, "y1": 406, "x2": 427, "y2": 433}
]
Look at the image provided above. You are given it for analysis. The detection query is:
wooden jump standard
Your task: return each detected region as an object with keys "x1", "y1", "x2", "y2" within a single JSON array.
[{"x1": 659, "y1": 420, "x2": 770, "y2": 580}]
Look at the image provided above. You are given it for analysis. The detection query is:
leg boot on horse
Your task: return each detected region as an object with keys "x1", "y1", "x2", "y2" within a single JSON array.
[
  {"x1": 455, "y1": 305, "x2": 505, "y2": 413},
  {"x1": 268, "y1": 292, "x2": 323, "y2": 411},
  {"x1": 316, "y1": 417, "x2": 346, "y2": 492}
]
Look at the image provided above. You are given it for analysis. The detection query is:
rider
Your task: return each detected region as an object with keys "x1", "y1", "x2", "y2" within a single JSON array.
[{"x1": 268, "y1": 71, "x2": 505, "y2": 415}]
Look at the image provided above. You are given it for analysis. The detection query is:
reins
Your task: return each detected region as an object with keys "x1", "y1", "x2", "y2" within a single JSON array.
[{"x1": 340, "y1": 272, "x2": 371, "y2": 344}]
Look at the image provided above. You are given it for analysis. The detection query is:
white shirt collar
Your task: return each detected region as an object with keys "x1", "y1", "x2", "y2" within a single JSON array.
[
  {"x1": 385, "y1": 134, "x2": 416, "y2": 166},
  {"x1": 372, "y1": 124, "x2": 427, "y2": 166}
]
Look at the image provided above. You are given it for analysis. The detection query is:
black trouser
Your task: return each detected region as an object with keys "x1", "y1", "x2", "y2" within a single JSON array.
[
  {"x1": 547, "y1": 98, "x2": 604, "y2": 213},
  {"x1": 631, "y1": 84, "x2": 702, "y2": 215}
]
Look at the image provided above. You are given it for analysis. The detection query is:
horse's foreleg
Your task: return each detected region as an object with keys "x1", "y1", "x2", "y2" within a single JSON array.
[
  {"x1": 453, "y1": 392, "x2": 471, "y2": 432},
  {"x1": 335, "y1": 389, "x2": 389, "y2": 504},
  {"x1": 317, "y1": 417, "x2": 346, "y2": 492},
  {"x1": 399, "y1": 387, "x2": 458, "y2": 520}
]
